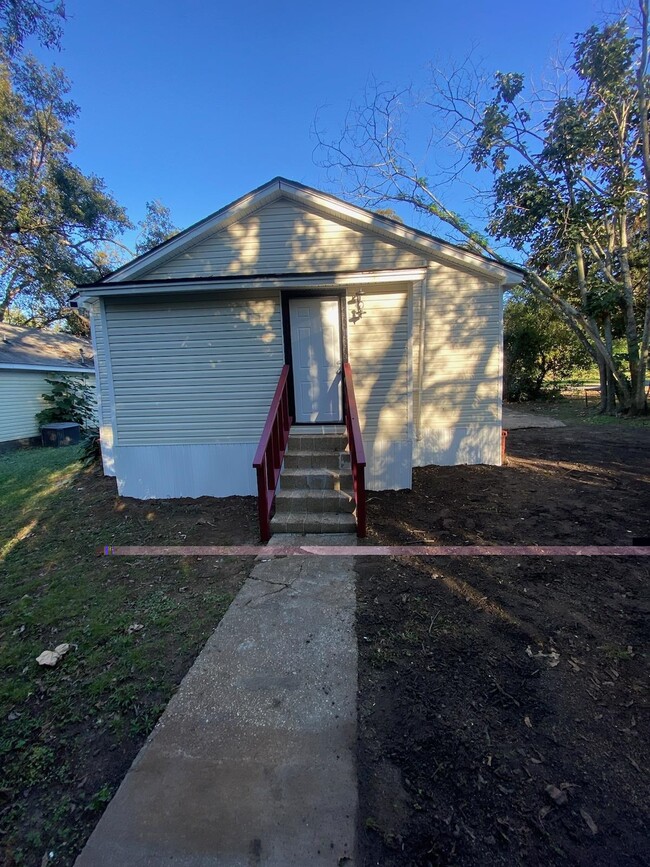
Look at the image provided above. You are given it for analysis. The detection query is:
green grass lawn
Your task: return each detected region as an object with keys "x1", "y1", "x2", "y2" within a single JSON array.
[
  {"x1": 0, "y1": 447, "x2": 256, "y2": 866},
  {"x1": 509, "y1": 391, "x2": 650, "y2": 427}
]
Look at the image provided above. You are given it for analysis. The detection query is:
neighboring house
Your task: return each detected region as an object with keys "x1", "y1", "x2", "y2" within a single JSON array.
[
  {"x1": 0, "y1": 324, "x2": 95, "y2": 452},
  {"x1": 73, "y1": 177, "x2": 523, "y2": 500}
]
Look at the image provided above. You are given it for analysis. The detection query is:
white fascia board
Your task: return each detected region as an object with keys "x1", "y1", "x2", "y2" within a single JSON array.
[
  {"x1": 103, "y1": 185, "x2": 284, "y2": 283},
  {"x1": 101, "y1": 176, "x2": 523, "y2": 287},
  {"x1": 502, "y1": 270, "x2": 525, "y2": 286},
  {"x1": 278, "y1": 180, "x2": 521, "y2": 284},
  {"x1": 76, "y1": 269, "x2": 429, "y2": 302},
  {"x1": 0, "y1": 363, "x2": 95, "y2": 373}
]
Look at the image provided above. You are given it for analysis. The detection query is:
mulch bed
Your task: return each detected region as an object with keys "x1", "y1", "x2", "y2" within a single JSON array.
[{"x1": 355, "y1": 426, "x2": 649, "y2": 866}]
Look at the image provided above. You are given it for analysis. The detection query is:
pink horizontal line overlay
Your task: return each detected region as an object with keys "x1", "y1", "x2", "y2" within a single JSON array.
[{"x1": 102, "y1": 545, "x2": 650, "y2": 557}]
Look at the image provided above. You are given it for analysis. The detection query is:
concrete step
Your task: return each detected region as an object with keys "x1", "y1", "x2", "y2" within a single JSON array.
[
  {"x1": 275, "y1": 489, "x2": 355, "y2": 514},
  {"x1": 287, "y1": 434, "x2": 347, "y2": 453},
  {"x1": 270, "y1": 512, "x2": 358, "y2": 535},
  {"x1": 281, "y1": 468, "x2": 353, "y2": 491},
  {"x1": 284, "y1": 450, "x2": 351, "y2": 470}
]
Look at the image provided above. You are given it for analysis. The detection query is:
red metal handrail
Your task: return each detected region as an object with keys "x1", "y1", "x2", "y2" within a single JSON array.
[
  {"x1": 253, "y1": 365, "x2": 292, "y2": 542},
  {"x1": 342, "y1": 362, "x2": 367, "y2": 538}
]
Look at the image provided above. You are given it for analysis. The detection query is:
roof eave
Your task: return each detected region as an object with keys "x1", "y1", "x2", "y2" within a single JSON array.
[
  {"x1": 0, "y1": 362, "x2": 95, "y2": 373},
  {"x1": 92, "y1": 177, "x2": 525, "y2": 287}
]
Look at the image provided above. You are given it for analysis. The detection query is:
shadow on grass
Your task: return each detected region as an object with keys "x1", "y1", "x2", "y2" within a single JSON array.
[{"x1": 0, "y1": 447, "x2": 257, "y2": 866}]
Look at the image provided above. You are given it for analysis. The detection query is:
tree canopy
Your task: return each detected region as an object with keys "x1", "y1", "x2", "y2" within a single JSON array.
[
  {"x1": 317, "y1": 3, "x2": 650, "y2": 414},
  {"x1": 0, "y1": 2, "x2": 179, "y2": 333},
  {"x1": 135, "y1": 200, "x2": 179, "y2": 256},
  {"x1": 0, "y1": 54, "x2": 130, "y2": 330},
  {"x1": 0, "y1": 0, "x2": 65, "y2": 56}
]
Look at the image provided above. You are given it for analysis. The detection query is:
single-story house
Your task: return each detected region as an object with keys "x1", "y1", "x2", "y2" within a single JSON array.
[
  {"x1": 74, "y1": 178, "x2": 523, "y2": 504},
  {"x1": 0, "y1": 324, "x2": 95, "y2": 452}
]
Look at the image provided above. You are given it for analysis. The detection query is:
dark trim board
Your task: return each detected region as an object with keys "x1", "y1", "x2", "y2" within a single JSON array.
[{"x1": 281, "y1": 290, "x2": 346, "y2": 426}]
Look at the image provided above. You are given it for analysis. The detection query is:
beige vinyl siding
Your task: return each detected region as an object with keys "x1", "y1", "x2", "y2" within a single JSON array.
[
  {"x1": 104, "y1": 292, "x2": 284, "y2": 445},
  {"x1": 346, "y1": 285, "x2": 411, "y2": 441},
  {"x1": 0, "y1": 370, "x2": 50, "y2": 441},
  {"x1": 143, "y1": 199, "x2": 425, "y2": 280},
  {"x1": 419, "y1": 267, "x2": 502, "y2": 429}
]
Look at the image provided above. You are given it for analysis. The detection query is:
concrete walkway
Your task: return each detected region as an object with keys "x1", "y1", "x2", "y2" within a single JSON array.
[
  {"x1": 503, "y1": 406, "x2": 566, "y2": 430},
  {"x1": 75, "y1": 535, "x2": 358, "y2": 867}
]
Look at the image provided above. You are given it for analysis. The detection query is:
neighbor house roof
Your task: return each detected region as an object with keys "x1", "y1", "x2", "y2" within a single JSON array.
[
  {"x1": 74, "y1": 177, "x2": 525, "y2": 298},
  {"x1": 0, "y1": 324, "x2": 95, "y2": 373}
]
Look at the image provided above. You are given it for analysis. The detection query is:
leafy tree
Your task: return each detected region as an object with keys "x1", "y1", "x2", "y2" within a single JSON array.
[
  {"x1": 0, "y1": 54, "x2": 130, "y2": 330},
  {"x1": 504, "y1": 290, "x2": 591, "y2": 400},
  {"x1": 36, "y1": 373, "x2": 95, "y2": 429},
  {"x1": 317, "y1": 4, "x2": 650, "y2": 414},
  {"x1": 0, "y1": 0, "x2": 65, "y2": 56},
  {"x1": 135, "y1": 199, "x2": 178, "y2": 256}
]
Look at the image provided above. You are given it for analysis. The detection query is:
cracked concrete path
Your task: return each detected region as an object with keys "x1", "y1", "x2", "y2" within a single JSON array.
[{"x1": 75, "y1": 534, "x2": 358, "y2": 867}]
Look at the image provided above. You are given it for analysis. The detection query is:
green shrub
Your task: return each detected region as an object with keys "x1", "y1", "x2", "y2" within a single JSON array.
[
  {"x1": 504, "y1": 292, "x2": 591, "y2": 401},
  {"x1": 36, "y1": 374, "x2": 95, "y2": 430},
  {"x1": 80, "y1": 425, "x2": 101, "y2": 466}
]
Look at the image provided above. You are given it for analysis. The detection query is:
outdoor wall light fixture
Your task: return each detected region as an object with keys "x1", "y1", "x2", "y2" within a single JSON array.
[{"x1": 348, "y1": 288, "x2": 365, "y2": 323}]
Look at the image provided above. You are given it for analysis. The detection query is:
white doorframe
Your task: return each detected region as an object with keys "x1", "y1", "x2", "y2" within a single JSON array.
[{"x1": 288, "y1": 296, "x2": 343, "y2": 424}]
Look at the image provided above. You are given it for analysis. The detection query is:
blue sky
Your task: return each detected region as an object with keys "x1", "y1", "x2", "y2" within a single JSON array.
[{"x1": 34, "y1": 0, "x2": 604, "y2": 250}]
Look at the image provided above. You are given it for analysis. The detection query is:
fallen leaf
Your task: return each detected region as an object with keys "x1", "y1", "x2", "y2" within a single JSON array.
[
  {"x1": 526, "y1": 645, "x2": 560, "y2": 667},
  {"x1": 580, "y1": 808, "x2": 598, "y2": 835},
  {"x1": 546, "y1": 784, "x2": 568, "y2": 806},
  {"x1": 36, "y1": 650, "x2": 61, "y2": 667},
  {"x1": 36, "y1": 644, "x2": 71, "y2": 667}
]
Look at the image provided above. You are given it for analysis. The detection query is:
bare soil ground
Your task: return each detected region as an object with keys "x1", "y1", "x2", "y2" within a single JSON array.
[{"x1": 356, "y1": 426, "x2": 649, "y2": 866}]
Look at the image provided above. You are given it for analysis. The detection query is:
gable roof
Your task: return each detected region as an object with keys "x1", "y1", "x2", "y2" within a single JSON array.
[
  {"x1": 0, "y1": 324, "x2": 94, "y2": 373},
  {"x1": 78, "y1": 178, "x2": 524, "y2": 291}
]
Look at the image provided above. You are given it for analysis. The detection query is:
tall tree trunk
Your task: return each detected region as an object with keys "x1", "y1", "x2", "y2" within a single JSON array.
[
  {"x1": 525, "y1": 270, "x2": 631, "y2": 405},
  {"x1": 618, "y1": 217, "x2": 641, "y2": 410},
  {"x1": 604, "y1": 314, "x2": 617, "y2": 414},
  {"x1": 597, "y1": 358, "x2": 608, "y2": 414},
  {"x1": 575, "y1": 239, "x2": 611, "y2": 412},
  {"x1": 636, "y1": 0, "x2": 650, "y2": 412},
  {"x1": 0, "y1": 276, "x2": 19, "y2": 322}
]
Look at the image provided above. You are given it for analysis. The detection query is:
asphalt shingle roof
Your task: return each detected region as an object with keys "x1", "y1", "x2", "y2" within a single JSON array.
[{"x1": 0, "y1": 324, "x2": 94, "y2": 371}]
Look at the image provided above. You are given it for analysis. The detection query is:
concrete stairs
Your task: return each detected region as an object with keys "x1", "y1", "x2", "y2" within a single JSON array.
[{"x1": 270, "y1": 431, "x2": 357, "y2": 535}]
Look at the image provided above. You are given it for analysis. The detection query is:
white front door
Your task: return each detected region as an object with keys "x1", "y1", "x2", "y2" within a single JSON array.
[{"x1": 289, "y1": 296, "x2": 342, "y2": 423}]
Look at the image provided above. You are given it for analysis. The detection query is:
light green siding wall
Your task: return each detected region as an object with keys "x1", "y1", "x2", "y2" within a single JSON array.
[
  {"x1": 104, "y1": 292, "x2": 284, "y2": 445},
  {"x1": 0, "y1": 370, "x2": 50, "y2": 442},
  {"x1": 0, "y1": 369, "x2": 96, "y2": 444},
  {"x1": 142, "y1": 199, "x2": 425, "y2": 280}
]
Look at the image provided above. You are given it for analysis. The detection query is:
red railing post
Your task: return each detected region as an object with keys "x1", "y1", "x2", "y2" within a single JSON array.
[
  {"x1": 342, "y1": 363, "x2": 367, "y2": 539},
  {"x1": 256, "y1": 463, "x2": 270, "y2": 543},
  {"x1": 253, "y1": 365, "x2": 292, "y2": 543}
]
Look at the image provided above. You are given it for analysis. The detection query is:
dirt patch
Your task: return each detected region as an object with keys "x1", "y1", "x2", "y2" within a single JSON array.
[{"x1": 356, "y1": 426, "x2": 649, "y2": 866}]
